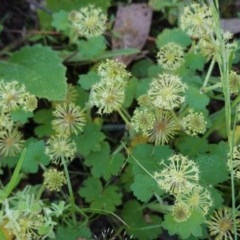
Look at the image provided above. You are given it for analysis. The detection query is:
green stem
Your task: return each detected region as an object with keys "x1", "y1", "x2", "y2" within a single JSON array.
[
  {"x1": 117, "y1": 108, "x2": 131, "y2": 126},
  {"x1": 202, "y1": 58, "x2": 215, "y2": 89},
  {"x1": 210, "y1": 1, "x2": 237, "y2": 238},
  {"x1": 62, "y1": 157, "x2": 77, "y2": 225}
]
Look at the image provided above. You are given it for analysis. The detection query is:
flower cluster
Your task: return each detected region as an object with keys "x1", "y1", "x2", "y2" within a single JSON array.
[
  {"x1": 52, "y1": 102, "x2": 86, "y2": 136},
  {"x1": 148, "y1": 73, "x2": 187, "y2": 110},
  {"x1": 154, "y1": 154, "x2": 212, "y2": 222},
  {"x1": 131, "y1": 108, "x2": 179, "y2": 145},
  {"x1": 172, "y1": 202, "x2": 191, "y2": 223},
  {"x1": 0, "y1": 127, "x2": 25, "y2": 157},
  {"x1": 69, "y1": 4, "x2": 107, "y2": 39},
  {"x1": 0, "y1": 189, "x2": 60, "y2": 239},
  {"x1": 182, "y1": 109, "x2": 207, "y2": 136},
  {"x1": 228, "y1": 145, "x2": 240, "y2": 179},
  {"x1": 207, "y1": 207, "x2": 240, "y2": 240},
  {"x1": 154, "y1": 154, "x2": 199, "y2": 195},
  {"x1": 196, "y1": 31, "x2": 236, "y2": 62},
  {"x1": 157, "y1": 42, "x2": 185, "y2": 71},
  {"x1": 176, "y1": 185, "x2": 212, "y2": 216},
  {"x1": 0, "y1": 80, "x2": 38, "y2": 157},
  {"x1": 45, "y1": 135, "x2": 77, "y2": 165},
  {"x1": 0, "y1": 80, "x2": 37, "y2": 113},
  {"x1": 89, "y1": 59, "x2": 131, "y2": 114},
  {"x1": 179, "y1": 3, "x2": 214, "y2": 39},
  {"x1": 229, "y1": 71, "x2": 240, "y2": 95},
  {"x1": 43, "y1": 168, "x2": 66, "y2": 192}
]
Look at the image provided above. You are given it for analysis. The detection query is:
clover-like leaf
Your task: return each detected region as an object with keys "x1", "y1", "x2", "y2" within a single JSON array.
[
  {"x1": 162, "y1": 210, "x2": 205, "y2": 239},
  {"x1": 22, "y1": 140, "x2": 50, "y2": 173},
  {"x1": 122, "y1": 200, "x2": 162, "y2": 240},
  {"x1": 79, "y1": 177, "x2": 122, "y2": 212},
  {"x1": 84, "y1": 142, "x2": 125, "y2": 180},
  {"x1": 56, "y1": 226, "x2": 92, "y2": 240},
  {"x1": 78, "y1": 71, "x2": 100, "y2": 90},
  {"x1": 196, "y1": 153, "x2": 229, "y2": 185},
  {"x1": 156, "y1": 28, "x2": 191, "y2": 48},
  {"x1": 73, "y1": 122, "x2": 105, "y2": 157}
]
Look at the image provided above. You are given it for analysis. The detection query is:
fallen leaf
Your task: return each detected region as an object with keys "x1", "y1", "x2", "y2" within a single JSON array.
[{"x1": 112, "y1": 3, "x2": 152, "y2": 65}]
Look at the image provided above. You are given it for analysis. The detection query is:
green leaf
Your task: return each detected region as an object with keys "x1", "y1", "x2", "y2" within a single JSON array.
[
  {"x1": 131, "y1": 59, "x2": 154, "y2": 78},
  {"x1": 209, "y1": 187, "x2": 224, "y2": 210},
  {"x1": 60, "y1": 48, "x2": 140, "y2": 63},
  {"x1": 196, "y1": 153, "x2": 229, "y2": 185},
  {"x1": 185, "y1": 52, "x2": 206, "y2": 71},
  {"x1": 33, "y1": 109, "x2": 54, "y2": 137},
  {"x1": 51, "y1": 10, "x2": 70, "y2": 34},
  {"x1": 22, "y1": 140, "x2": 50, "y2": 173},
  {"x1": 135, "y1": 78, "x2": 151, "y2": 98},
  {"x1": 73, "y1": 122, "x2": 105, "y2": 156},
  {"x1": 156, "y1": 28, "x2": 192, "y2": 48},
  {"x1": 149, "y1": 0, "x2": 178, "y2": 10},
  {"x1": 185, "y1": 85, "x2": 209, "y2": 111},
  {"x1": 78, "y1": 71, "x2": 100, "y2": 90},
  {"x1": 130, "y1": 144, "x2": 173, "y2": 175},
  {"x1": 0, "y1": 45, "x2": 67, "y2": 100},
  {"x1": 162, "y1": 210, "x2": 205, "y2": 239},
  {"x1": 122, "y1": 200, "x2": 162, "y2": 240},
  {"x1": 11, "y1": 109, "x2": 33, "y2": 124},
  {"x1": 131, "y1": 174, "x2": 159, "y2": 202},
  {"x1": 175, "y1": 136, "x2": 209, "y2": 158},
  {"x1": 123, "y1": 78, "x2": 138, "y2": 108},
  {"x1": 79, "y1": 177, "x2": 122, "y2": 212},
  {"x1": 84, "y1": 142, "x2": 125, "y2": 180},
  {"x1": 77, "y1": 36, "x2": 106, "y2": 60},
  {"x1": 79, "y1": 177, "x2": 102, "y2": 202},
  {"x1": 56, "y1": 226, "x2": 92, "y2": 240},
  {"x1": 129, "y1": 144, "x2": 172, "y2": 201}
]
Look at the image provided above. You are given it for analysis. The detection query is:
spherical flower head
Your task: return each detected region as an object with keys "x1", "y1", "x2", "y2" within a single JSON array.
[
  {"x1": 2, "y1": 194, "x2": 45, "y2": 240},
  {"x1": 154, "y1": 154, "x2": 199, "y2": 195},
  {"x1": 97, "y1": 59, "x2": 131, "y2": 84},
  {"x1": 137, "y1": 94, "x2": 153, "y2": 108},
  {"x1": 176, "y1": 185, "x2": 212, "y2": 215},
  {"x1": 0, "y1": 127, "x2": 25, "y2": 157},
  {"x1": 179, "y1": 3, "x2": 214, "y2": 39},
  {"x1": 43, "y1": 168, "x2": 66, "y2": 192},
  {"x1": 0, "y1": 80, "x2": 26, "y2": 112},
  {"x1": 228, "y1": 145, "x2": 240, "y2": 179},
  {"x1": 0, "y1": 112, "x2": 13, "y2": 130},
  {"x1": 52, "y1": 103, "x2": 86, "y2": 136},
  {"x1": 131, "y1": 107, "x2": 155, "y2": 136},
  {"x1": 197, "y1": 37, "x2": 215, "y2": 61},
  {"x1": 228, "y1": 71, "x2": 240, "y2": 95},
  {"x1": 182, "y1": 109, "x2": 207, "y2": 136},
  {"x1": 157, "y1": 42, "x2": 185, "y2": 71},
  {"x1": 207, "y1": 207, "x2": 240, "y2": 240},
  {"x1": 147, "y1": 110, "x2": 179, "y2": 145},
  {"x1": 22, "y1": 93, "x2": 38, "y2": 112},
  {"x1": 172, "y1": 201, "x2": 191, "y2": 222},
  {"x1": 45, "y1": 135, "x2": 76, "y2": 165},
  {"x1": 69, "y1": 4, "x2": 107, "y2": 39},
  {"x1": 89, "y1": 81, "x2": 125, "y2": 115},
  {"x1": 148, "y1": 73, "x2": 187, "y2": 110}
]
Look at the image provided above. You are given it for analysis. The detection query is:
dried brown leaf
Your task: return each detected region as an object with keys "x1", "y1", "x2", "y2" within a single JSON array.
[{"x1": 112, "y1": 3, "x2": 152, "y2": 65}]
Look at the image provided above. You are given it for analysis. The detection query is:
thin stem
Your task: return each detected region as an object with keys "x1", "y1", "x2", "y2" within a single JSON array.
[
  {"x1": 211, "y1": 1, "x2": 237, "y2": 238},
  {"x1": 62, "y1": 157, "x2": 77, "y2": 224},
  {"x1": 202, "y1": 58, "x2": 215, "y2": 89},
  {"x1": 117, "y1": 108, "x2": 131, "y2": 126}
]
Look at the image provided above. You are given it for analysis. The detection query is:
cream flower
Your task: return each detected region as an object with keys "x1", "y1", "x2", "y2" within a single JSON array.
[
  {"x1": 69, "y1": 5, "x2": 107, "y2": 38},
  {"x1": 148, "y1": 73, "x2": 187, "y2": 110}
]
